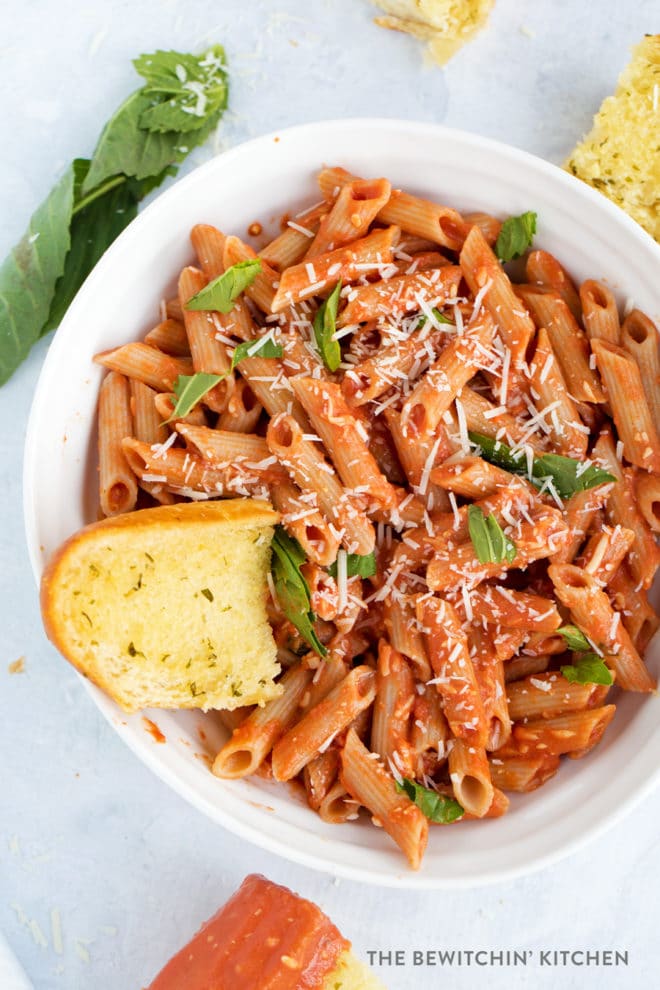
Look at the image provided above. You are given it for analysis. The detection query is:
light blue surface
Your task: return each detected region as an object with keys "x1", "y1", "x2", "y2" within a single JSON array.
[{"x1": 2, "y1": 2, "x2": 660, "y2": 987}]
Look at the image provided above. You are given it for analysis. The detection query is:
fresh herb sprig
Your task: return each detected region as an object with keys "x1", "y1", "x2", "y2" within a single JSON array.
[
  {"x1": 270, "y1": 527, "x2": 327, "y2": 657},
  {"x1": 185, "y1": 259, "x2": 261, "y2": 313},
  {"x1": 467, "y1": 505, "x2": 516, "y2": 565},
  {"x1": 167, "y1": 333, "x2": 283, "y2": 420},
  {"x1": 0, "y1": 45, "x2": 229, "y2": 386},
  {"x1": 313, "y1": 280, "x2": 342, "y2": 372},
  {"x1": 469, "y1": 432, "x2": 615, "y2": 501},
  {"x1": 495, "y1": 211, "x2": 537, "y2": 262},
  {"x1": 561, "y1": 654, "x2": 613, "y2": 686},
  {"x1": 328, "y1": 551, "x2": 377, "y2": 579},
  {"x1": 396, "y1": 778, "x2": 464, "y2": 824}
]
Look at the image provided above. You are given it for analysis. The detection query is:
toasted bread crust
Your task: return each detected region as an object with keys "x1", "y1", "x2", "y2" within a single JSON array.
[{"x1": 41, "y1": 500, "x2": 280, "y2": 711}]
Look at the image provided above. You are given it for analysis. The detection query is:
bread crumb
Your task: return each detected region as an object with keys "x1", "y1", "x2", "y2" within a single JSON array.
[
  {"x1": 372, "y1": 0, "x2": 494, "y2": 65},
  {"x1": 8, "y1": 656, "x2": 25, "y2": 674}
]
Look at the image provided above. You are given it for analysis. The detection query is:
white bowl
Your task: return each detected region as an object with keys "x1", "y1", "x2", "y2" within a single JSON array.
[{"x1": 24, "y1": 119, "x2": 660, "y2": 888}]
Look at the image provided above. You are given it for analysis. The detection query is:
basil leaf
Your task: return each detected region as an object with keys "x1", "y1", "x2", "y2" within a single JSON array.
[
  {"x1": 328, "y1": 551, "x2": 377, "y2": 579},
  {"x1": 557, "y1": 624, "x2": 592, "y2": 652},
  {"x1": 185, "y1": 260, "x2": 262, "y2": 313},
  {"x1": 313, "y1": 280, "x2": 342, "y2": 372},
  {"x1": 83, "y1": 45, "x2": 229, "y2": 195},
  {"x1": 396, "y1": 778, "x2": 464, "y2": 824},
  {"x1": 230, "y1": 336, "x2": 283, "y2": 368},
  {"x1": 417, "y1": 307, "x2": 453, "y2": 327},
  {"x1": 0, "y1": 165, "x2": 74, "y2": 385},
  {"x1": 467, "y1": 505, "x2": 516, "y2": 564},
  {"x1": 271, "y1": 526, "x2": 327, "y2": 657},
  {"x1": 469, "y1": 432, "x2": 616, "y2": 500},
  {"x1": 561, "y1": 654, "x2": 613, "y2": 686},
  {"x1": 495, "y1": 211, "x2": 537, "y2": 262},
  {"x1": 485, "y1": 512, "x2": 517, "y2": 564},
  {"x1": 167, "y1": 372, "x2": 222, "y2": 421},
  {"x1": 134, "y1": 46, "x2": 228, "y2": 135},
  {"x1": 45, "y1": 162, "x2": 172, "y2": 332},
  {"x1": 166, "y1": 338, "x2": 282, "y2": 421}
]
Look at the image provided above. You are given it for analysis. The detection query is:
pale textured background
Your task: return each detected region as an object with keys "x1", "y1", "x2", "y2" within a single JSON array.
[{"x1": 1, "y1": 1, "x2": 660, "y2": 987}]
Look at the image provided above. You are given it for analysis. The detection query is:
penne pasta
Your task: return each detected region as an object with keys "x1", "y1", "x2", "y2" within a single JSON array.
[
  {"x1": 339, "y1": 728, "x2": 428, "y2": 870},
  {"x1": 526, "y1": 250, "x2": 582, "y2": 322},
  {"x1": 448, "y1": 738, "x2": 494, "y2": 818},
  {"x1": 306, "y1": 177, "x2": 391, "y2": 258},
  {"x1": 98, "y1": 372, "x2": 138, "y2": 517},
  {"x1": 371, "y1": 640, "x2": 415, "y2": 777},
  {"x1": 592, "y1": 338, "x2": 660, "y2": 472},
  {"x1": 549, "y1": 563, "x2": 655, "y2": 692},
  {"x1": 271, "y1": 666, "x2": 376, "y2": 782},
  {"x1": 94, "y1": 343, "x2": 193, "y2": 392},
  {"x1": 579, "y1": 279, "x2": 620, "y2": 345},
  {"x1": 620, "y1": 309, "x2": 660, "y2": 438}
]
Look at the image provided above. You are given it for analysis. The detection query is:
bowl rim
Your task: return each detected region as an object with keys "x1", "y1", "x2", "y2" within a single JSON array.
[{"x1": 23, "y1": 117, "x2": 660, "y2": 889}]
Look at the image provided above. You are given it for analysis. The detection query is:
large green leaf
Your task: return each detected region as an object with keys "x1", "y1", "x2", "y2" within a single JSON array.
[{"x1": 0, "y1": 167, "x2": 74, "y2": 384}]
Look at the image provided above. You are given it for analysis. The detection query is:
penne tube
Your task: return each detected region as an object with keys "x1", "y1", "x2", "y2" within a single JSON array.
[
  {"x1": 164, "y1": 296, "x2": 183, "y2": 321},
  {"x1": 302, "y1": 563, "x2": 339, "y2": 621},
  {"x1": 342, "y1": 324, "x2": 445, "y2": 407},
  {"x1": 548, "y1": 563, "x2": 655, "y2": 692},
  {"x1": 179, "y1": 266, "x2": 234, "y2": 413},
  {"x1": 215, "y1": 706, "x2": 251, "y2": 735},
  {"x1": 317, "y1": 779, "x2": 361, "y2": 824},
  {"x1": 528, "y1": 326, "x2": 587, "y2": 458},
  {"x1": 549, "y1": 482, "x2": 614, "y2": 564},
  {"x1": 98, "y1": 372, "x2": 138, "y2": 517},
  {"x1": 526, "y1": 250, "x2": 582, "y2": 322},
  {"x1": 266, "y1": 412, "x2": 375, "y2": 555},
  {"x1": 339, "y1": 727, "x2": 428, "y2": 869},
  {"x1": 592, "y1": 428, "x2": 660, "y2": 588},
  {"x1": 621, "y1": 309, "x2": 660, "y2": 437},
  {"x1": 130, "y1": 380, "x2": 168, "y2": 446},
  {"x1": 460, "y1": 225, "x2": 535, "y2": 380},
  {"x1": 271, "y1": 226, "x2": 400, "y2": 313},
  {"x1": 262, "y1": 201, "x2": 330, "y2": 270},
  {"x1": 517, "y1": 287, "x2": 605, "y2": 403},
  {"x1": 370, "y1": 641, "x2": 415, "y2": 777},
  {"x1": 507, "y1": 671, "x2": 609, "y2": 722},
  {"x1": 489, "y1": 753, "x2": 560, "y2": 792},
  {"x1": 384, "y1": 595, "x2": 432, "y2": 682},
  {"x1": 468, "y1": 585, "x2": 562, "y2": 633},
  {"x1": 305, "y1": 177, "x2": 391, "y2": 258},
  {"x1": 418, "y1": 596, "x2": 488, "y2": 747},
  {"x1": 317, "y1": 166, "x2": 468, "y2": 250},
  {"x1": 271, "y1": 480, "x2": 340, "y2": 567},
  {"x1": 385, "y1": 413, "x2": 452, "y2": 511},
  {"x1": 399, "y1": 313, "x2": 495, "y2": 438},
  {"x1": 94, "y1": 343, "x2": 193, "y2": 392},
  {"x1": 121, "y1": 438, "x2": 270, "y2": 498},
  {"x1": 153, "y1": 391, "x2": 208, "y2": 428},
  {"x1": 223, "y1": 235, "x2": 279, "y2": 314},
  {"x1": 212, "y1": 665, "x2": 310, "y2": 779},
  {"x1": 291, "y1": 377, "x2": 398, "y2": 509},
  {"x1": 464, "y1": 211, "x2": 502, "y2": 246},
  {"x1": 271, "y1": 666, "x2": 376, "y2": 782},
  {"x1": 143, "y1": 318, "x2": 190, "y2": 356},
  {"x1": 175, "y1": 423, "x2": 288, "y2": 485},
  {"x1": 190, "y1": 223, "x2": 254, "y2": 340},
  {"x1": 337, "y1": 266, "x2": 462, "y2": 326},
  {"x1": 458, "y1": 386, "x2": 532, "y2": 448},
  {"x1": 574, "y1": 524, "x2": 635, "y2": 587},
  {"x1": 430, "y1": 455, "x2": 529, "y2": 499},
  {"x1": 448, "y1": 738, "x2": 494, "y2": 818},
  {"x1": 504, "y1": 654, "x2": 551, "y2": 683},
  {"x1": 302, "y1": 653, "x2": 350, "y2": 713},
  {"x1": 468, "y1": 625, "x2": 512, "y2": 750},
  {"x1": 512, "y1": 705, "x2": 616, "y2": 757},
  {"x1": 427, "y1": 505, "x2": 569, "y2": 591},
  {"x1": 303, "y1": 749, "x2": 340, "y2": 812},
  {"x1": 634, "y1": 471, "x2": 660, "y2": 534},
  {"x1": 592, "y1": 339, "x2": 660, "y2": 472},
  {"x1": 217, "y1": 378, "x2": 263, "y2": 433},
  {"x1": 579, "y1": 279, "x2": 620, "y2": 345},
  {"x1": 236, "y1": 355, "x2": 308, "y2": 427},
  {"x1": 410, "y1": 685, "x2": 449, "y2": 777},
  {"x1": 608, "y1": 564, "x2": 660, "y2": 653}
]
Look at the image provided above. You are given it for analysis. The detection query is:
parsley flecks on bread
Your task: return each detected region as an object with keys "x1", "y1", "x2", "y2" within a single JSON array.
[
  {"x1": 372, "y1": 0, "x2": 494, "y2": 65},
  {"x1": 566, "y1": 35, "x2": 660, "y2": 243},
  {"x1": 40, "y1": 500, "x2": 282, "y2": 713}
]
